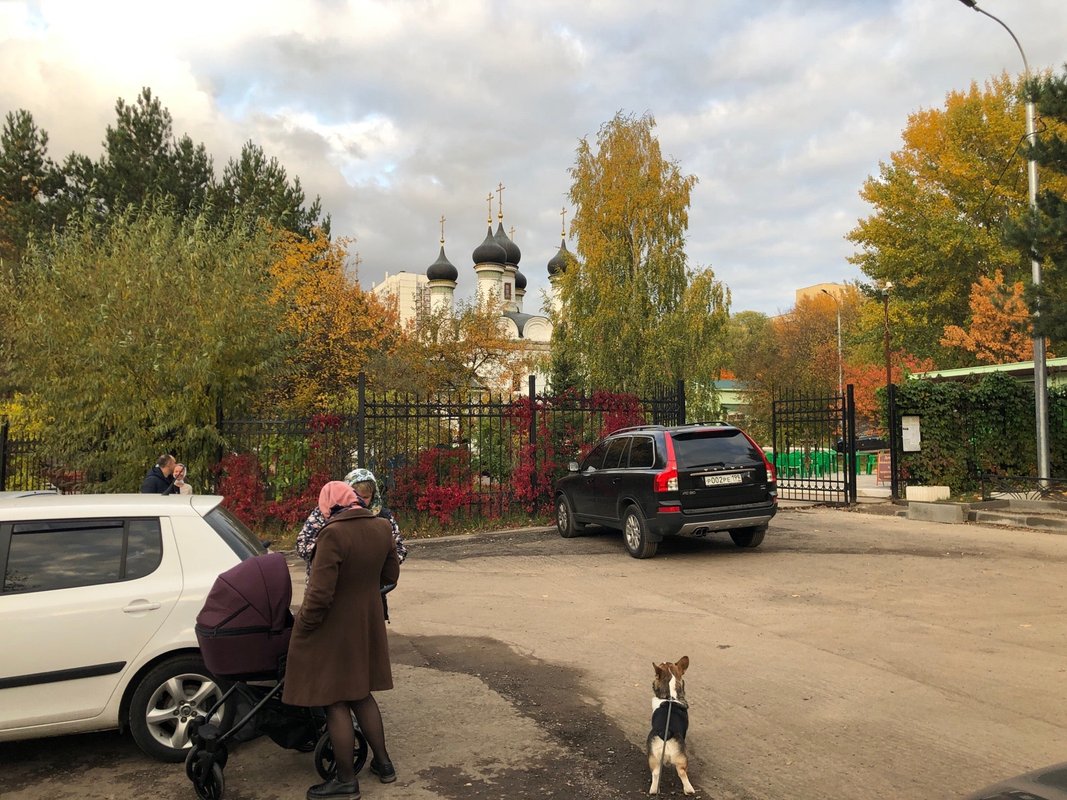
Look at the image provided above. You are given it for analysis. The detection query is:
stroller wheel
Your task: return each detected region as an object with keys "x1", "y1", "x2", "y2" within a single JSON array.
[
  {"x1": 186, "y1": 745, "x2": 228, "y2": 782},
  {"x1": 192, "y1": 762, "x2": 225, "y2": 800},
  {"x1": 313, "y1": 727, "x2": 369, "y2": 779}
]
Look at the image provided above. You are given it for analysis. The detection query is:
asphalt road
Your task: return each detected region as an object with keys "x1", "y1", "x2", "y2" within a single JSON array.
[{"x1": 3, "y1": 507, "x2": 1067, "y2": 800}]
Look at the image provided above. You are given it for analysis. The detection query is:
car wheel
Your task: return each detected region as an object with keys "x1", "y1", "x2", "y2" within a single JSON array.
[
  {"x1": 129, "y1": 655, "x2": 228, "y2": 762},
  {"x1": 730, "y1": 525, "x2": 767, "y2": 548},
  {"x1": 555, "y1": 494, "x2": 584, "y2": 538},
  {"x1": 623, "y1": 506, "x2": 657, "y2": 559}
]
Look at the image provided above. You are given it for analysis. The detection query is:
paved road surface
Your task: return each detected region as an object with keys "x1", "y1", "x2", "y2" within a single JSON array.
[{"x1": 3, "y1": 506, "x2": 1067, "y2": 799}]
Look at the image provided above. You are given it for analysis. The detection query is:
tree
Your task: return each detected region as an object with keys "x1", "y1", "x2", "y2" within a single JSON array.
[
  {"x1": 11, "y1": 208, "x2": 286, "y2": 489},
  {"x1": 1011, "y1": 66, "x2": 1067, "y2": 343},
  {"x1": 0, "y1": 110, "x2": 59, "y2": 264},
  {"x1": 847, "y1": 74, "x2": 1067, "y2": 364},
  {"x1": 215, "y1": 142, "x2": 327, "y2": 237},
  {"x1": 940, "y1": 270, "x2": 1035, "y2": 363},
  {"x1": 97, "y1": 87, "x2": 213, "y2": 217},
  {"x1": 556, "y1": 111, "x2": 730, "y2": 393},
  {"x1": 378, "y1": 298, "x2": 540, "y2": 394},
  {"x1": 265, "y1": 228, "x2": 398, "y2": 411}
]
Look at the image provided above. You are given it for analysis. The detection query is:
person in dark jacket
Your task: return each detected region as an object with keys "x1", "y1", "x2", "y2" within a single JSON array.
[
  {"x1": 140, "y1": 454, "x2": 178, "y2": 494},
  {"x1": 284, "y1": 481, "x2": 400, "y2": 800}
]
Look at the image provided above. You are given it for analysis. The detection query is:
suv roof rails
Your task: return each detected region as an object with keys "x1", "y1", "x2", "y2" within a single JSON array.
[{"x1": 609, "y1": 421, "x2": 734, "y2": 436}]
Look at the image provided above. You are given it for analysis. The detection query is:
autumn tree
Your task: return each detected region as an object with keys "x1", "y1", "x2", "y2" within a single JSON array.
[
  {"x1": 265, "y1": 229, "x2": 398, "y2": 412},
  {"x1": 556, "y1": 111, "x2": 730, "y2": 393},
  {"x1": 378, "y1": 298, "x2": 541, "y2": 394},
  {"x1": 11, "y1": 208, "x2": 286, "y2": 489},
  {"x1": 848, "y1": 74, "x2": 1067, "y2": 364},
  {"x1": 940, "y1": 270, "x2": 1034, "y2": 363}
]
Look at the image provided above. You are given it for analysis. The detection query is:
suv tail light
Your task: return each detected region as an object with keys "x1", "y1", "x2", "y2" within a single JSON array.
[
  {"x1": 654, "y1": 433, "x2": 679, "y2": 493},
  {"x1": 741, "y1": 430, "x2": 776, "y2": 483}
]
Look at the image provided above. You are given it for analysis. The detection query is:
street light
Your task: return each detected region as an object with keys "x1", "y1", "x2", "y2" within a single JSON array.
[
  {"x1": 958, "y1": 0, "x2": 1050, "y2": 481},
  {"x1": 880, "y1": 281, "x2": 893, "y2": 391},
  {"x1": 821, "y1": 289, "x2": 843, "y2": 399}
]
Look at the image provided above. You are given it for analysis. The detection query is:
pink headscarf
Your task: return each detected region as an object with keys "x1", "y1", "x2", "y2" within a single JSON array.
[{"x1": 318, "y1": 481, "x2": 358, "y2": 519}]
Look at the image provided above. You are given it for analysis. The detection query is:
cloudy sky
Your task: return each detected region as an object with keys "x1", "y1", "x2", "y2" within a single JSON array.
[{"x1": 3, "y1": 0, "x2": 1067, "y2": 316}]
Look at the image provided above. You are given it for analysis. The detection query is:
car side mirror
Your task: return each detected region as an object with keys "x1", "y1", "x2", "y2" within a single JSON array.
[{"x1": 568, "y1": 461, "x2": 579, "y2": 472}]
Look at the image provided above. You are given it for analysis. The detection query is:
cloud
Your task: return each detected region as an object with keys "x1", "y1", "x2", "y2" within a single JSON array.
[{"x1": 3, "y1": 0, "x2": 1067, "y2": 316}]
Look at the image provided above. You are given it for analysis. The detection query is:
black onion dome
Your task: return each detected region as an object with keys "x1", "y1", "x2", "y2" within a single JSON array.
[
  {"x1": 426, "y1": 246, "x2": 458, "y2": 282},
  {"x1": 494, "y1": 222, "x2": 521, "y2": 266},
  {"x1": 473, "y1": 225, "x2": 506, "y2": 265},
  {"x1": 514, "y1": 270, "x2": 527, "y2": 290},
  {"x1": 547, "y1": 238, "x2": 570, "y2": 276}
]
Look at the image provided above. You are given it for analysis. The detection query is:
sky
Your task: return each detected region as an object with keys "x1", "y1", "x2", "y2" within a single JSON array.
[{"x1": 3, "y1": 0, "x2": 1067, "y2": 316}]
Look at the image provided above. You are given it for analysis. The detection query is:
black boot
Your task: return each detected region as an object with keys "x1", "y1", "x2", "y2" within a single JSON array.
[
  {"x1": 370, "y1": 759, "x2": 397, "y2": 784},
  {"x1": 307, "y1": 778, "x2": 360, "y2": 800}
]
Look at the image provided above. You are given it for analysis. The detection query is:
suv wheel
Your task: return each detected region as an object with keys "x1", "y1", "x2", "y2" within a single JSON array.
[
  {"x1": 555, "y1": 494, "x2": 584, "y2": 538},
  {"x1": 129, "y1": 655, "x2": 227, "y2": 762},
  {"x1": 623, "y1": 506, "x2": 658, "y2": 559},
  {"x1": 730, "y1": 525, "x2": 767, "y2": 548}
]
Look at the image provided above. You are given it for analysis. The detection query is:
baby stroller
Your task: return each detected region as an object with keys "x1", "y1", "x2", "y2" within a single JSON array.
[{"x1": 185, "y1": 552, "x2": 368, "y2": 800}]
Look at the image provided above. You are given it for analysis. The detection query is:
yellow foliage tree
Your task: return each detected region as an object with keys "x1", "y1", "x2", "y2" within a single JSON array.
[
  {"x1": 940, "y1": 270, "x2": 1041, "y2": 363},
  {"x1": 267, "y1": 229, "x2": 400, "y2": 412}
]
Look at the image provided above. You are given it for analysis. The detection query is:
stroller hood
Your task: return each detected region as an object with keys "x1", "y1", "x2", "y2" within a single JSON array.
[{"x1": 196, "y1": 551, "x2": 293, "y2": 679}]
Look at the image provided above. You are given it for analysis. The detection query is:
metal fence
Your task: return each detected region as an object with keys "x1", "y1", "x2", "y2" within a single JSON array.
[
  {"x1": 770, "y1": 386, "x2": 857, "y2": 505},
  {"x1": 215, "y1": 375, "x2": 684, "y2": 526},
  {"x1": 0, "y1": 421, "x2": 56, "y2": 492}
]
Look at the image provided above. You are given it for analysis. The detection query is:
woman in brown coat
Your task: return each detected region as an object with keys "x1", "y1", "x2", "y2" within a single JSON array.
[{"x1": 284, "y1": 481, "x2": 401, "y2": 800}]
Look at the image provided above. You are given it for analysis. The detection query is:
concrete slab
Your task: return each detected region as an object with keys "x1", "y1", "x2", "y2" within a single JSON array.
[{"x1": 907, "y1": 501, "x2": 967, "y2": 524}]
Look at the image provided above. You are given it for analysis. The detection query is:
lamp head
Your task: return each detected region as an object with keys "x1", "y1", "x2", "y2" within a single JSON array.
[{"x1": 957, "y1": 0, "x2": 978, "y2": 8}]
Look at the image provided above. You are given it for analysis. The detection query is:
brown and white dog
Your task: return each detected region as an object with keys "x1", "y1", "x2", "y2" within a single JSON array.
[{"x1": 647, "y1": 656, "x2": 696, "y2": 795}]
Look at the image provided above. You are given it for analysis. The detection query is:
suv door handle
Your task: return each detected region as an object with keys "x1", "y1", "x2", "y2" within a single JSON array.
[{"x1": 122, "y1": 600, "x2": 161, "y2": 613}]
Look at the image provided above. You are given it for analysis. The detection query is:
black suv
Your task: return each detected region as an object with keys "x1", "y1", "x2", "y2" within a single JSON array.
[{"x1": 554, "y1": 423, "x2": 777, "y2": 558}]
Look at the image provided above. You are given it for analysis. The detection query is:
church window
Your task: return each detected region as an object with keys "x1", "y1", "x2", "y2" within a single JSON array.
[{"x1": 504, "y1": 283, "x2": 512, "y2": 300}]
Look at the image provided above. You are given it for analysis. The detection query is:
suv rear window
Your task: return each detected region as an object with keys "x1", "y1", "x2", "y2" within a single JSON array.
[
  {"x1": 204, "y1": 507, "x2": 267, "y2": 560},
  {"x1": 671, "y1": 430, "x2": 762, "y2": 469}
]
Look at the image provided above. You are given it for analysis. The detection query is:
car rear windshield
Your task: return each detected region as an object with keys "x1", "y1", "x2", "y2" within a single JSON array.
[
  {"x1": 204, "y1": 507, "x2": 268, "y2": 560},
  {"x1": 671, "y1": 430, "x2": 762, "y2": 469}
]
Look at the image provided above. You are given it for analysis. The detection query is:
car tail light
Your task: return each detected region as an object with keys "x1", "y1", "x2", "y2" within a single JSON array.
[
  {"x1": 654, "y1": 434, "x2": 679, "y2": 493},
  {"x1": 659, "y1": 505, "x2": 681, "y2": 514},
  {"x1": 741, "y1": 430, "x2": 776, "y2": 483}
]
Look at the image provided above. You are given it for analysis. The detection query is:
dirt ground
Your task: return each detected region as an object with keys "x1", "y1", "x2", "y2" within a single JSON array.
[{"x1": 3, "y1": 507, "x2": 1067, "y2": 799}]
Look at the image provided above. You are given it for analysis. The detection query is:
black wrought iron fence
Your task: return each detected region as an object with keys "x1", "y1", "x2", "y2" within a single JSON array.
[{"x1": 0, "y1": 421, "x2": 61, "y2": 492}]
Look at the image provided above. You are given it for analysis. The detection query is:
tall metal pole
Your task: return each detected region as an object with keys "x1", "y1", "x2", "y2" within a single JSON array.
[
  {"x1": 881, "y1": 283, "x2": 893, "y2": 391},
  {"x1": 959, "y1": 0, "x2": 1050, "y2": 480},
  {"x1": 821, "y1": 289, "x2": 843, "y2": 398}
]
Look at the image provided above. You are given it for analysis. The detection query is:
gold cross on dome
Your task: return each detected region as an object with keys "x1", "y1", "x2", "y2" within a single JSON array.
[
  {"x1": 439, "y1": 214, "x2": 446, "y2": 244},
  {"x1": 560, "y1": 206, "x2": 567, "y2": 238},
  {"x1": 486, "y1": 193, "x2": 493, "y2": 224},
  {"x1": 496, "y1": 182, "x2": 506, "y2": 220},
  {"x1": 509, "y1": 225, "x2": 516, "y2": 240}
]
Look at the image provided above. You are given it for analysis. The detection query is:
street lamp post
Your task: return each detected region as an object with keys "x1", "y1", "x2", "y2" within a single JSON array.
[
  {"x1": 958, "y1": 0, "x2": 1050, "y2": 481},
  {"x1": 881, "y1": 282, "x2": 893, "y2": 390},
  {"x1": 821, "y1": 289, "x2": 843, "y2": 399}
]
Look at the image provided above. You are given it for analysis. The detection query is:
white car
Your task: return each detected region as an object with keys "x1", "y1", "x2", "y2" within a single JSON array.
[{"x1": 0, "y1": 493, "x2": 266, "y2": 761}]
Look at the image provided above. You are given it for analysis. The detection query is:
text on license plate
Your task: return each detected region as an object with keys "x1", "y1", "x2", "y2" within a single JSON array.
[{"x1": 704, "y1": 473, "x2": 742, "y2": 487}]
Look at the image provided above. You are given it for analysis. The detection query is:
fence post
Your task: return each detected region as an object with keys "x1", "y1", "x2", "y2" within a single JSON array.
[
  {"x1": 528, "y1": 375, "x2": 538, "y2": 498},
  {"x1": 888, "y1": 383, "x2": 899, "y2": 501},
  {"x1": 0, "y1": 418, "x2": 8, "y2": 491},
  {"x1": 357, "y1": 372, "x2": 366, "y2": 468},
  {"x1": 677, "y1": 379, "x2": 686, "y2": 425},
  {"x1": 845, "y1": 384, "x2": 857, "y2": 505}
]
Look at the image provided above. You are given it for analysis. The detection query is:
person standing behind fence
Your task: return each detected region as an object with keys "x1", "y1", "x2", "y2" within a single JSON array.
[
  {"x1": 140, "y1": 454, "x2": 178, "y2": 494},
  {"x1": 297, "y1": 467, "x2": 407, "y2": 582},
  {"x1": 284, "y1": 481, "x2": 401, "y2": 798}
]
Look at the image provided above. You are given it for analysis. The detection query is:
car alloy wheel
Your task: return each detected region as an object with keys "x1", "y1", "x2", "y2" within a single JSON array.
[
  {"x1": 129, "y1": 655, "x2": 227, "y2": 761},
  {"x1": 556, "y1": 494, "x2": 582, "y2": 538},
  {"x1": 623, "y1": 507, "x2": 657, "y2": 559}
]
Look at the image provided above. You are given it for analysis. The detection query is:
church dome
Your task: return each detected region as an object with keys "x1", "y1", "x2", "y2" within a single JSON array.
[
  {"x1": 426, "y1": 246, "x2": 458, "y2": 282},
  {"x1": 494, "y1": 222, "x2": 521, "y2": 266},
  {"x1": 547, "y1": 238, "x2": 570, "y2": 277},
  {"x1": 514, "y1": 269, "x2": 527, "y2": 290},
  {"x1": 473, "y1": 226, "x2": 506, "y2": 265}
]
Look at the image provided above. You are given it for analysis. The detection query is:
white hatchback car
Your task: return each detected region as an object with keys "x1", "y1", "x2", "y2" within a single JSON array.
[{"x1": 0, "y1": 493, "x2": 266, "y2": 761}]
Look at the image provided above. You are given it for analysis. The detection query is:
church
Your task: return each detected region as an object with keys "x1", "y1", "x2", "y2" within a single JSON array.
[{"x1": 370, "y1": 197, "x2": 574, "y2": 392}]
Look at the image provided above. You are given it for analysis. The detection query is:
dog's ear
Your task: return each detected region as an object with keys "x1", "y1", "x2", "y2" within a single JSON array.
[
  {"x1": 676, "y1": 656, "x2": 689, "y2": 674},
  {"x1": 653, "y1": 661, "x2": 663, "y2": 676}
]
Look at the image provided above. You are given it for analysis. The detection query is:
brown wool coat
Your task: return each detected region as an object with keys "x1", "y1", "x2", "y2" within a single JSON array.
[{"x1": 282, "y1": 507, "x2": 400, "y2": 707}]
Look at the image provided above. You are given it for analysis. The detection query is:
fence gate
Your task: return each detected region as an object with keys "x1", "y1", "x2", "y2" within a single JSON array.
[{"x1": 771, "y1": 385, "x2": 857, "y2": 505}]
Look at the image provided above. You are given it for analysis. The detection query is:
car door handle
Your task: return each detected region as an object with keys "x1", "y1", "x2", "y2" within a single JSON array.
[{"x1": 122, "y1": 600, "x2": 161, "y2": 613}]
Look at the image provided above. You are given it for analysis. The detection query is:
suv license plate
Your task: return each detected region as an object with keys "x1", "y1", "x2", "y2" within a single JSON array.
[{"x1": 704, "y1": 474, "x2": 742, "y2": 486}]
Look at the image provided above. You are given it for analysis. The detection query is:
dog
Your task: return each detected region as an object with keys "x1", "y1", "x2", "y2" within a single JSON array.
[{"x1": 647, "y1": 656, "x2": 696, "y2": 795}]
